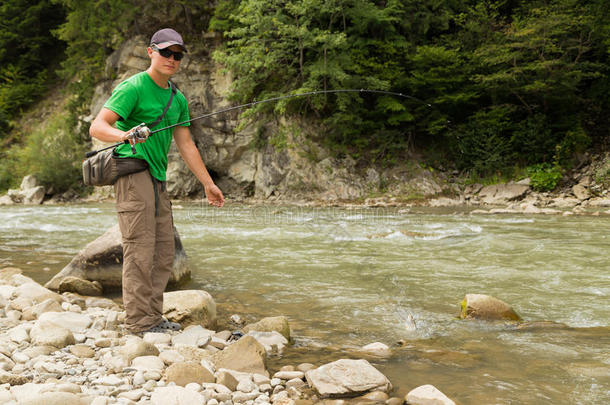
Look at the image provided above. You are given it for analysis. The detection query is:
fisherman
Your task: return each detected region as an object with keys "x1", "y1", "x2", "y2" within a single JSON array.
[{"x1": 89, "y1": 28, "x2": 224, "y2": 335}]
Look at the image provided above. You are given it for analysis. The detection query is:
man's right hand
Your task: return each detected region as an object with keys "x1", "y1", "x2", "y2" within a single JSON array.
[{"x1": 123, "y1": 125, "x2": 150, "y2": 146}]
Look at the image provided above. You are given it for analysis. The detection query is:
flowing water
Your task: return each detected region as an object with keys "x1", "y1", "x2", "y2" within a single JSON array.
[{"x1": 0, "y1": 203, "x2": 608, "y2": 404}]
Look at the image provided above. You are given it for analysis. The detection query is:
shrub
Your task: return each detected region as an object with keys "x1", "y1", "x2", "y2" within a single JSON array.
[{"x1": 527, "y1": 163, "x2": 562, "y2": 192}]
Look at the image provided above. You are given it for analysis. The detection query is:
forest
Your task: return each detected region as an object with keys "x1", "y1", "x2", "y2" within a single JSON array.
[{"x1": 0, "y1": 0, "x2": 608, "y2": 192}]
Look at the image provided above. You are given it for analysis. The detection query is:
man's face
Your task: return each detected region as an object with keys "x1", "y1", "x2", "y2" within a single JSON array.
[{"x1": 148, "y1": 44, "x2": 184, "y2": 76}]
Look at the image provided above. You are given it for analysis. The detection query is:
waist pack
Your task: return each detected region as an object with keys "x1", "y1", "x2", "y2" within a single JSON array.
[
  {"x1": 82, "y1": 150, "x2": 149, "y2": 186},
  {"x1": 82, "y1": 81, "x2": 176, "y2": 186}
]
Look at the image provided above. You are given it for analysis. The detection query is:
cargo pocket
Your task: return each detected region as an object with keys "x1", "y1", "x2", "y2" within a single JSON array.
[{"x1": 116, "y1": 200, "x2": 147, "y2": 241}]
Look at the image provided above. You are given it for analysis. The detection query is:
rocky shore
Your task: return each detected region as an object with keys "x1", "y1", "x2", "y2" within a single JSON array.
[{"x1": 0, "y1": 267, "x2": 459, "y2": 405}]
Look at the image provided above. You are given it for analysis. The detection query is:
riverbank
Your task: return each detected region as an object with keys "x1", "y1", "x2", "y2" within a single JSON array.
[
  {"x1": 2, "y1": 152, "x2": 610, "y2": 217},
  {"x1": 0, "y1": 267, "x2": 458, "y2": 405}
]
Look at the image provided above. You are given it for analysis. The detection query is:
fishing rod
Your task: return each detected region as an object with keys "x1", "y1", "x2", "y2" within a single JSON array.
[{"x1": 85, "y1": 89, "x2": 432, "y2": 158}]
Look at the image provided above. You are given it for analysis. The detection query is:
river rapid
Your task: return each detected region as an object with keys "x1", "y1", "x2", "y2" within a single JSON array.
[{"x1": 0, "y1": 203, "x2": 608, "y2": 404}]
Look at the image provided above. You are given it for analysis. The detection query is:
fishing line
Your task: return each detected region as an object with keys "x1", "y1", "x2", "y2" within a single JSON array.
[{"x1": 85, "y1": 89, "x2": 433, "y2": 158}]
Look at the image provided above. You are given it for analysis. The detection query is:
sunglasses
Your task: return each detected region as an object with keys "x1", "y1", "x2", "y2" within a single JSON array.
[{"x1": 152, "y1": 45, "x2": 184, "y2": 61}]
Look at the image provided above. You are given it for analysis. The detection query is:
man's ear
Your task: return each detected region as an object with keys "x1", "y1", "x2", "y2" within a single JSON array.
[{"x1": 147, "y1": 47, "x2": 154, "y2": 58}]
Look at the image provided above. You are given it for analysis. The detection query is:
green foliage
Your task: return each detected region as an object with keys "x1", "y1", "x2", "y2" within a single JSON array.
[
  {"x1": 0, "y1": 0, "x2": 65, "y2": 140},
  {"x1": 15, "y1": 113, "x2": 86, "y2": 192},
  {"x1": 527, "y1": 163, "x2": 562, "y2": 192}
]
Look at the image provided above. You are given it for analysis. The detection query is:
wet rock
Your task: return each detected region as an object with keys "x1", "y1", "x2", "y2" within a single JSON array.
[
  {"x1": 163, "y1": 290, "x2": 217, "y2": 328},
  {"x1": 297, "y1": 363, "x2": 316, "y2": 373},
  {"x1": 213, "y1": 335, "x2": 268, "y2": 376},
  {"x1": 478, "y1": 184, "x2": 529, "y2": 205},
  {"x1": 164, "y1": 361, "x2": 214, "y2": 386},
  {"x1": 305, "y1": 359, "x2": 392, "y2": 398},
  {"x1": 58, "y1": 276, "x2": 103, "y2": 296},
  {"x1": 243, "y1": 316, "x2": 291, "y2": 340},
  {"x1": 459, "y1": 294, "x2": 522, "y2": 321},
  {"x1": 45, "y1": 224, "x2": 189, "y2": 291},
  {"x1": 360, "y1": 342, "x2": 391, "y2": 358},
  {"x1": 29, "y1": 320, "x2": 75, "y2": 348},
  {"x1": 405, "y1": 384, "x2": 455, "y2": 405},
  {"x1": 247, "y1": 330, "x2": 288, "y2": 354}
]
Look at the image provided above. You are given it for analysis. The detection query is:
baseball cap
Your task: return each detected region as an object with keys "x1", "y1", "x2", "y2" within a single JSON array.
[{"x1": 150, "y1": 28, "x2": 188, "y2": 52}]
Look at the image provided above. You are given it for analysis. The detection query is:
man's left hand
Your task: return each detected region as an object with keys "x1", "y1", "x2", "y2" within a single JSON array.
[{"x1": 205, "y1": 184, "x2": 225, "y2": 207}]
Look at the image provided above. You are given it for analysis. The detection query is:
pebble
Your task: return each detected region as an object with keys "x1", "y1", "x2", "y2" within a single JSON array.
[{"x1": 273, "y1": 370, "x2": 304, "y2": 380}]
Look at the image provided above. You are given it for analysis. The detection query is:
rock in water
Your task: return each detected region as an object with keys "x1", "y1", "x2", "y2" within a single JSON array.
[
  {"x1": 45, "y1": 224, "x2": 189, "y2": 291},
  {"x1": 459, "y1": 294, "x2": 522, "y2": 321},
  {"x1": 243, "y1": 316, "x2": 291, "y2": 340},
  {"x1": 163, "y1": 290, "x2": 217, "y2": 328},
  {"x1": 405, "y1": 384, "x2": 456, "y2": 405},
  {"x1": 305, "y1": 359, "x2": 392, "y2": 398}
]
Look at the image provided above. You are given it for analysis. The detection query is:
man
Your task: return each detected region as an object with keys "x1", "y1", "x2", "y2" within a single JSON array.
[{"x1": 90, "y1": 28, "x2": 224, "y2": 335}]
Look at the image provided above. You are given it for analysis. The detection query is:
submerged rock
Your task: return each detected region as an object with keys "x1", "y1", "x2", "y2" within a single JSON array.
[
  {"x1": 305, "y1": 359, "x2": 392, "y2": 398},
  {"x1": 45, "y1": 224, "x2": 189, "y2": 291},
  {"x1": 405, "y1": 384, "x2": 455, "y2": 405},
  {"x1": 459, "y1": 294, "x2": 522, "y2": 321}
]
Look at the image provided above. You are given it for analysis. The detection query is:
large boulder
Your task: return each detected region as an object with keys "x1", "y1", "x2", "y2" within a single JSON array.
[
  {"x1": 460, "y1": 294, "x2": 522, "y2": 321},
  {"x1": 163, "y1": 290, "x2": 217, "y2": 328},
  {"x1": 478, "y1": 184, "x2": 529, "y2": 205},
  {"x1": 45, "y1": 224, "x2": 189, "y2": 291},
  {"x1": 305, "y1": 359, "x2": 392, "y2": 398},
  {"x1": 243, "y1": 316, "x2": 291, "y2": 340},
  {"x1": 212, "y1": 335, "x2": 267, "y2": 376},
  {"x1": 405, "y1": 385, "x2": 456, "y2": 405},
  {"x1": 23, "y1": 186, "x2": 45, "y2": 205}
]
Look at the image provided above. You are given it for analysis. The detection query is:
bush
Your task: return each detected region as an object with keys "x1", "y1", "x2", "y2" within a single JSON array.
[
  {"x1": 527, "y1": 163, "x2": 562, "y2": 192},
  {"x1": 13, "y1": 112, "x2": 86, "y2": 193}
]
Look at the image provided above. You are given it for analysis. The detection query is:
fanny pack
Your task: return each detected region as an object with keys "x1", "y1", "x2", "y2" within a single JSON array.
[{"x1": 82, "y1": 81, "x2": 176, "y2": 186}]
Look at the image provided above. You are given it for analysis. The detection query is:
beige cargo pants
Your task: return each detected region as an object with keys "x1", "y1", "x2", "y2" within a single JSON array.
[{"x1": 114, "y1": 169, "x2": 174, "y2": 333}]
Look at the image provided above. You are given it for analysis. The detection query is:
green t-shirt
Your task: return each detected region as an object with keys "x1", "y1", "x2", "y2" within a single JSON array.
[{"x1": 103, "y1": 71, "x2": 190, "y2": 181}]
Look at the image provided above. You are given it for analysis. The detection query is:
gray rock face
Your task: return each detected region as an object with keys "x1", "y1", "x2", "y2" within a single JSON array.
[
  {"x1": 405, "y1": 384, "x2": 456, "y2": 405},
  {"x1": 478, "y1": 184, "x2": 529, "y2": 205},
  {"x1": 460, "y1": 294, "x2": 522, "y2": 321},
  {"x1": 45, "y1": 224, "x2": 189, "y2": 291},
  {"x1": 305, "y1": 359, "x2": 392, "y2": 398},
  {"x1": 163, "y1": 290, "x2": 217, "y2": 329}
]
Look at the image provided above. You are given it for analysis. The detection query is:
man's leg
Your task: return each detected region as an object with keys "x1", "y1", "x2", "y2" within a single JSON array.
[
  {"x1": 150, "y1": 180, "x2": 175, "y2": 319},
  {"x1": 115, "y1": 170, "x2": 158, "y2": 333}
]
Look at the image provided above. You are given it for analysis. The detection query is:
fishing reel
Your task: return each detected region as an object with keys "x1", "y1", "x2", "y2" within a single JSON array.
[{"x1": 124, "y1": 123, "x2": 151, "y2": 154}]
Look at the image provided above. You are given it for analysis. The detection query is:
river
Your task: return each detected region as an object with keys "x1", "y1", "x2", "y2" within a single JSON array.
[{"x1": 0, "y1": 203, "x2": 608, "y2": 404}]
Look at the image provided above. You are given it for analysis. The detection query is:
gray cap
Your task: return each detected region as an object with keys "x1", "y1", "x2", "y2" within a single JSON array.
[{"x1": 150, "y1": 28, "x2": 188, "y2": 52}]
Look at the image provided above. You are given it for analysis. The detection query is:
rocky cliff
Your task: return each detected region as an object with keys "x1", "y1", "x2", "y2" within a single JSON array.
[{"x1": 86, "y1": 36, "x2": 446, "y2": 202}]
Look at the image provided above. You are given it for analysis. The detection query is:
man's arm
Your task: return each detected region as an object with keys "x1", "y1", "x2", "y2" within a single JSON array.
[
  {"x1": 173, "y1": 126, "x2": 225, "y2": 207},
  {"x1": 90, "y1": 108, "x2": 142, "y2": 146}
]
